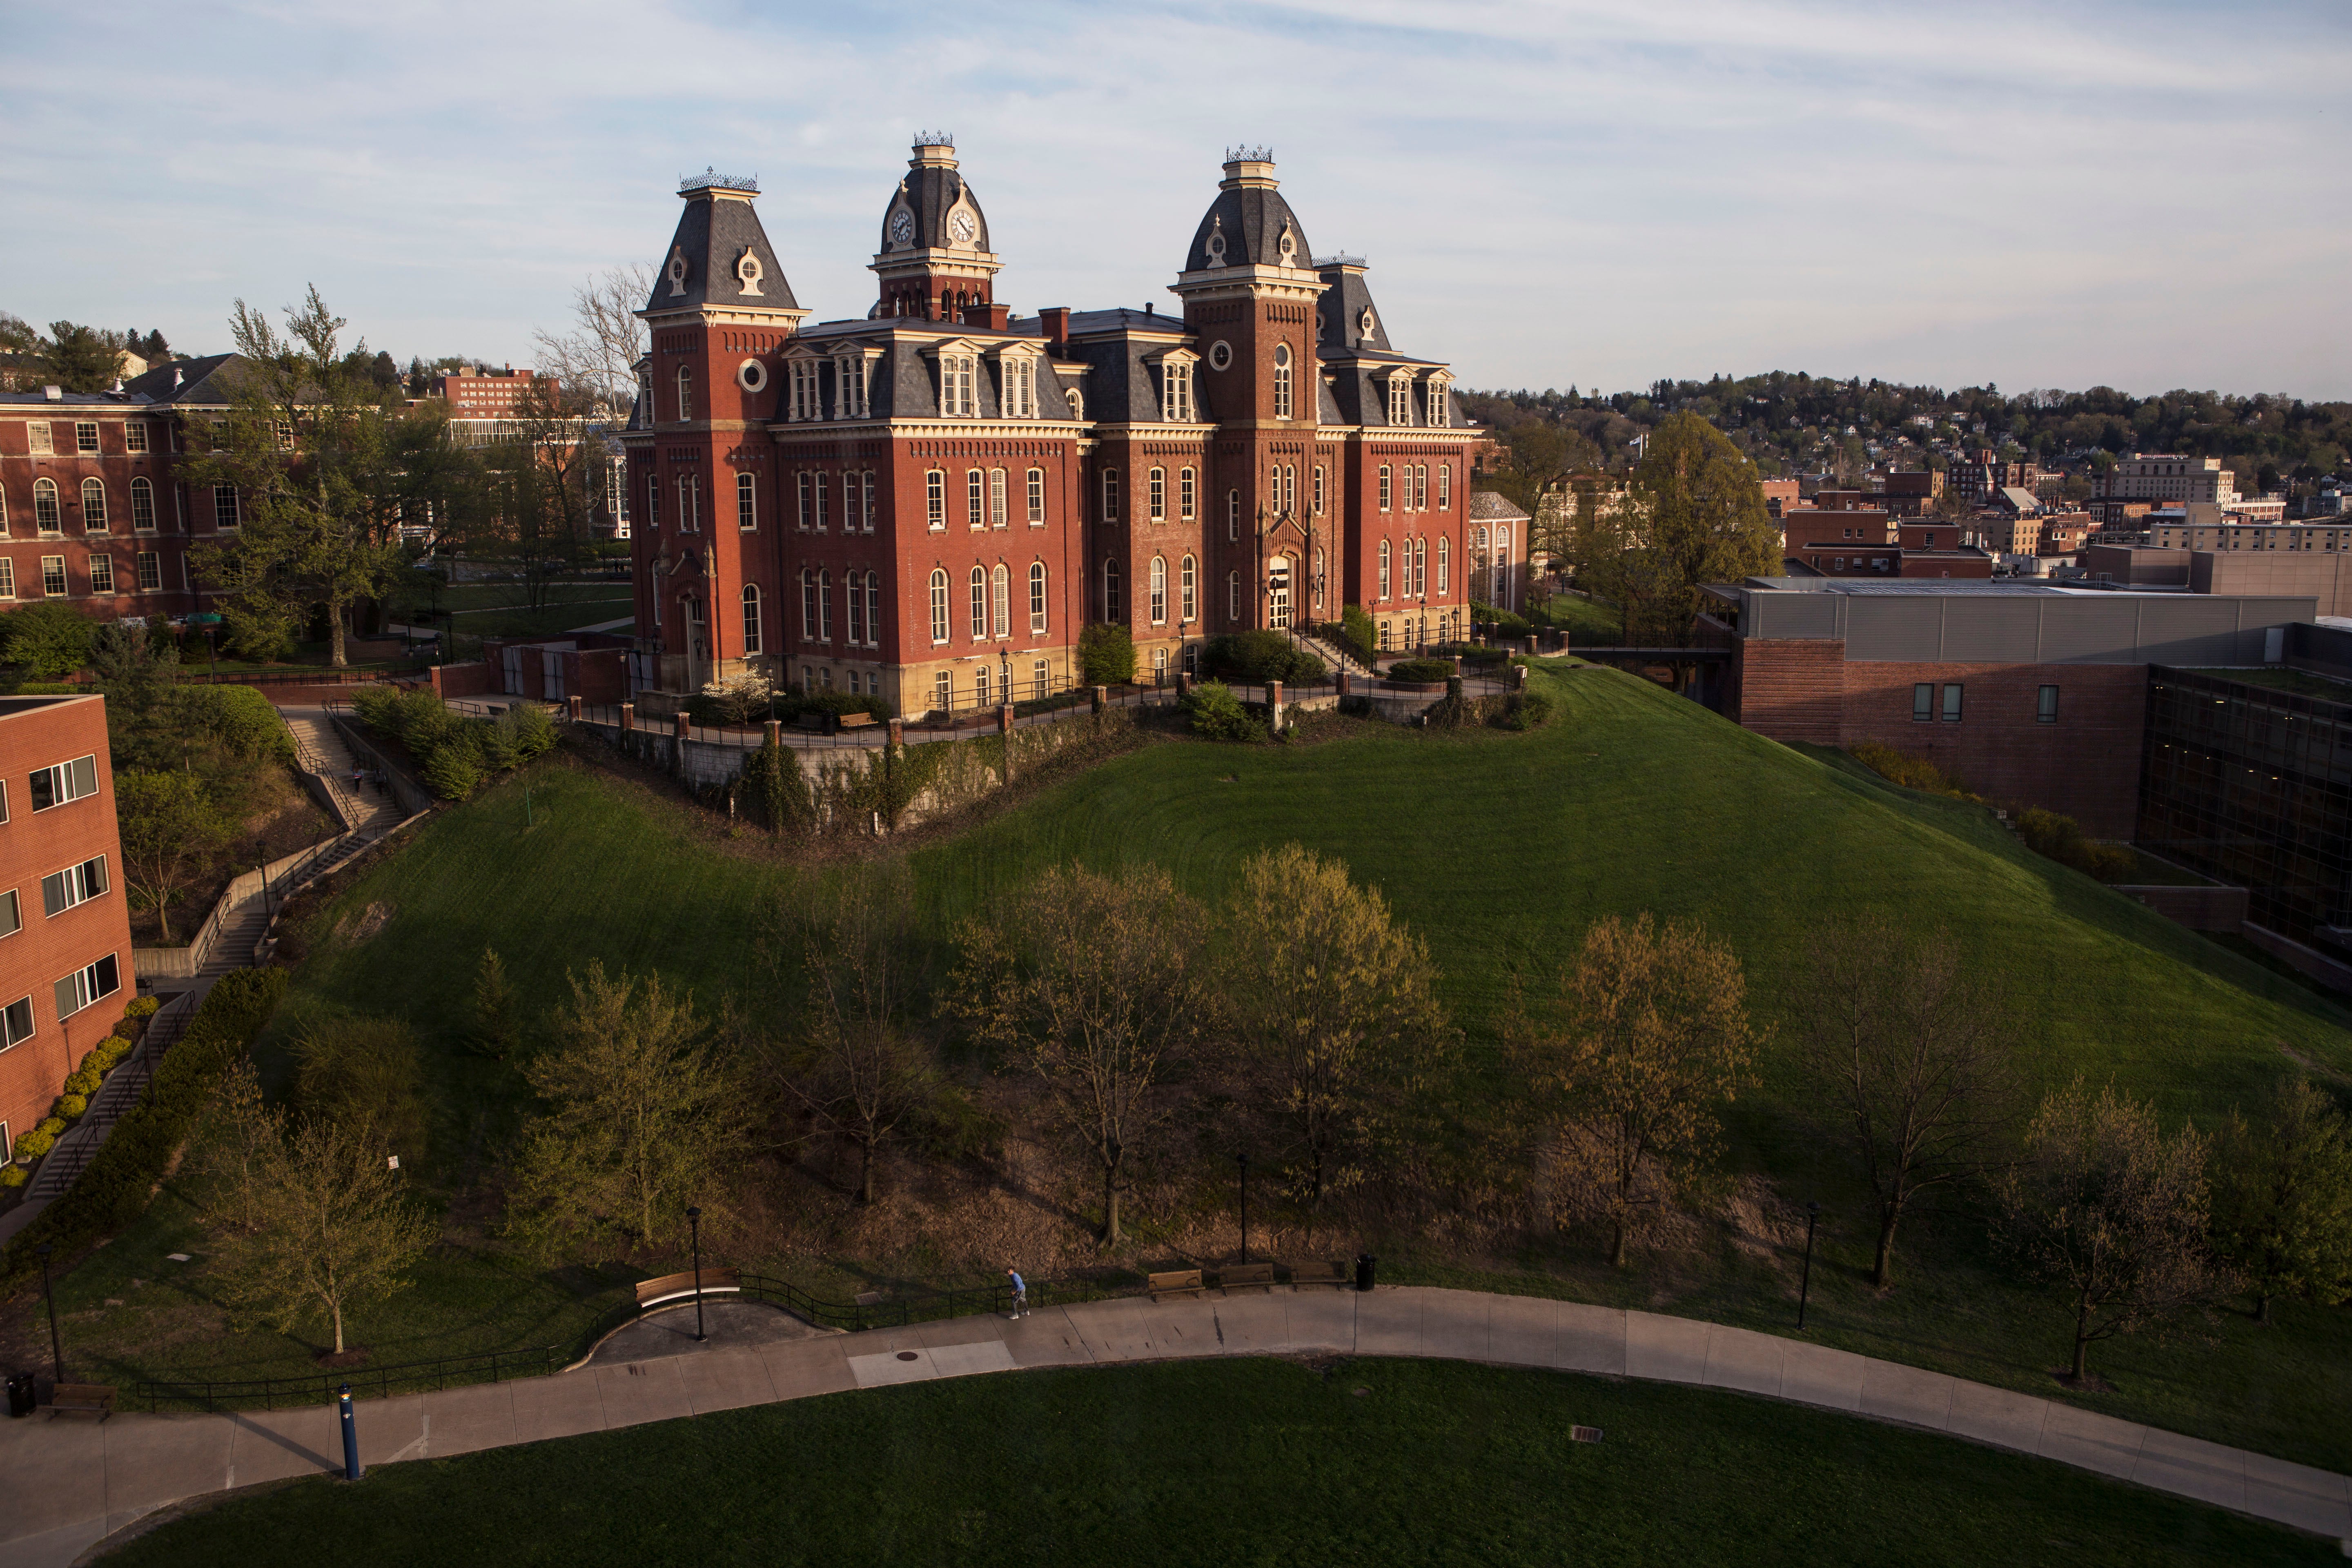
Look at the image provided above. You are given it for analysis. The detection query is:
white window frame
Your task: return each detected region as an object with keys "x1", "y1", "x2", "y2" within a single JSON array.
[
  {"x1": 75, "y1": 421, "x2": 99, "y2": 455},
  {"x1": 35, "y1": 478, "x2": 61, "y2": 534},
  {"x1": 1026, "y1": 467, "x2": 1046, "y2": 526},
  {"x1": 927, "y1": 468, "x2": 947, "y2": 531},
  {"x1": 88, "y1": 555, "x2": 114, "y2": 595},
  {"x1": 1378, "y1": 465, "x2": 1393, "y2": 513},
  {"x1": 989, "y1": 468, "x2": 1008, "y2": 529},
  {"x1": 742, "y1": 585, "x2": 763, "y2": 654},
  {"x1": 1102, "y1": 468, "x2": 1121, "y2": 524},
  {"x1": 676, "y1": 364, "x2": 695, "y2": 422},
  {"x1": 53, "y1": 953, "x2": 119, "y2": 1022},
  {"x1": 1273, "y1": 343, "x2": 1293, "y2": 420},
  {"x1": 969, "y1": 566, "x2": 988, "y2": 639},
  {"x1": 929, "y1": 568, "x2": 951, "y2": 644},
  {"x1": 1180, "y1": 467, "x2": 1196, "y2": 520},
  {"x1": 1029, "y1": 562, "x2": 1048, "y2": 635},
  {"x1": 1149, "y1": 556, "x2": 1167, "y2": 624},
  {"x1": 1181, "y1": 554, "x2": 1197, "y2": 622},
  {"x1": 28, "y1": 422, "x2": 54, "y2": 456},
  {"x1": 40, "y1": 555, "x2": 67, "y2": 598},
  {"x1": 130, "y1": 476, "x2": 155, "y2": 531},
  {"x1": 1388, "y1": 374, "x2": 1412, "y2": 426},
  {"x1": 737, "y1": 472, "x2": 757, "y2": 531},
  {"x1": 82, "y1": 478, "x2": 108, "y2": 532},
  {"x1": 1149, "y1": 467, "x2": 1166, "y2": 522},
  {"x1": 125, "y1": 420, "x2": 148, "y2": 454},
  {"x1": 1314, "y1": 464, "x2": 1326, "y2": 516},
  {"x1": 992, "y1": 564, "x2": 1011, "y2": 639}
]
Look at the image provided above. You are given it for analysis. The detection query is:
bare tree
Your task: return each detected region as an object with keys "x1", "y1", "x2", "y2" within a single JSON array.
[
  {"x1": 1994, "y1": 1079, "x2": 2220, "y2": 1382},
  {"x1": 532, "y1": 265, "x2": 651, "y2": 420},
  {"x1": 1218, "y1": 844, "x2": 1446, "y2": 1205},
  {"x1": 1512, "y1": 913, "x2": 1758, "y2": 1265},
  {"x1": 949, "y1": 864, "x2": 1209, "y2": 1245},
  {"x1": 1798, "y1": 918, "x2": 2017, "y2": 1288},
  {"x1": 766, "y1": 870, "x2": 938, "y2": 1205},
  {"x1": 474, "y1": 380, "x2": 603, "y2": 610}
]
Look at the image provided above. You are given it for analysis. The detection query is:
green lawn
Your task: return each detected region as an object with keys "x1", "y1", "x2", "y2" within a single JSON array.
[
  {"x1": 102, "y1": 1359, "x2": 2334, "y2": 1568},
  {"x1": 1533, "y1": 590, "x2": 1628, "y2": 642},
  {"x1": 35, "y1": 661, "x2": 2352, "y2": 1465}
]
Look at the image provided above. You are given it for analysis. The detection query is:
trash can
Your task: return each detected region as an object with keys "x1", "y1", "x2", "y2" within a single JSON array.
[
  {"x1": 5, "y1": 1372, "x2": 35, "y2": 1418},
  {"x1": 1354, "y1": 1253, "x2": 1376, "y2": 1293}
]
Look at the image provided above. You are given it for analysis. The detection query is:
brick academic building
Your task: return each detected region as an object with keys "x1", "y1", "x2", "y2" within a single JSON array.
[
  {"x1": 618, "y1": 141, "x2": 1497, "y2": 713},
  {"x1": 1697, "y1": 579, "x2": 2312, "y2": 838}
]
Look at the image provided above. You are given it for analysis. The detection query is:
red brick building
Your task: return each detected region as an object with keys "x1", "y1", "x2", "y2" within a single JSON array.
[
  {"x1": 1697, "y1": 579, "x2": 2312, "y2": 835},
  {"x1": 0, "y1": 696, "x2": 130, "y2": 1165},
  {"x1": 0, "y1": 356, "x2": 269, "y2": 621},
  {"x1": 618, "y1": 142, "x2": 1485, "y2": 713},
  {"x1": 433, "y1": 366, "x2": 556, "y2": 418}
]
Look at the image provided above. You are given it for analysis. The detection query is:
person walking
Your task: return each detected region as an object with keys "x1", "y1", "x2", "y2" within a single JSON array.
[{"x1": 1006, "y1": 1268, "x2": 1028, "y2": 1321}]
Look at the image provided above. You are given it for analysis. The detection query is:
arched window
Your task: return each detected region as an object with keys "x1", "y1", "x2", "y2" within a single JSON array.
[
  {"x1": 969, "y1": 566, "x2": 987, "y2": 638},
  {"x1": 1180, "y1": 554, "x2": 1198, "y2": 622},
  {"x1": 1436, "y1": 536, "x2": 1450, "y2": 595},
  {"x1": 929, "y1": 567, "x2": 950, "y2": 644},
  {"x1": 1378, "y1": 539, "x2": 1392, "y2": 599},
  {"x1": 817, "y1": 568, "x2": 833, "y2": 640},
  {"x1": 846, "y1": 570, "x2": 864, "y2": 645},
  {"x1": 991, "y1": 563, "x2": 1010, "y2": 638},
  {"x1": 742, "y1": 584, "x2": 763, "y2": 654},
  {"x1": 1273, "y1": 342, "x2": 1293, "y2": 420},
  {"x1": 1149, "y1": 556, "x2": 1167, "y2": 624},
  {"x1": 82, "y1": 479, "x2": 108, "y2": 532},
  {"x1": 1104, "y1": 557, "x2": 1123, "y2": 621},
  {"x1": 1149, "y1": 466, "x2": 1166, "y2": 522},
  {"x1": 737, "y1": 472, "x2": 756, "y2": 531},
  {"x1": 34, "y1": 479, "x2": 61, "y2": 533},
  {"x1": 1226, "y1": 569, "x2": 1241, "y2": 623},
  {"x1": 675, "y1": 365, "x2": 693, "y2": 422},
  {"x1": 130, "y1": 477, "x2": 154, "y2": 531},
  {"x1": 800, "y1": 568, "x2": 817, "y2": 639},
  {"x1": 976, "y1": 664, "x2": 992, "y2": 708},
  {"x1": 1495, "y1": 526, "x2": 1511, "y2": 606},
  {"x1": 1029, "y1": 562, "x2": 1048, "y2": 634}
]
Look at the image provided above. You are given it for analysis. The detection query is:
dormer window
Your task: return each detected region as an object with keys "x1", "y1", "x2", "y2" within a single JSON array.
[
  {"x1": 1387, "y1": 373, "x2": 1412, "y2": 427},
  {"x1": 996, "y1": 353, "x2": 1036, "y2": 419},
  {"x1": 788, "y1": 360, "x2": 822, "y2": 422},
  {"x1": 939, "y1": 353, "x2": 978, "y2": 417},
  {"x1": 1428, "y1": 377, "x2": 1451, "y2": 428},
  {"x1": 832, "y1": 355, "x2": 870, "y2": 419},
  {"x1": 1162, "y1": 360, "x2": 1194, "y2": 423}
]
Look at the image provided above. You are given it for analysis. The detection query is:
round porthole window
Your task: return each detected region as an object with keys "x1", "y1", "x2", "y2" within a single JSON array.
[
  {"x1": 1207, "y1": 340, "x2": 1233, "y2": 372},
  {"x1": 737, "y1": 359, "x2": 768, "y2": 393}
]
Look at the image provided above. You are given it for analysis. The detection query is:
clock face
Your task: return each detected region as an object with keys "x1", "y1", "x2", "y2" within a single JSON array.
[
  {"x1": 949, "y1": 209, "x2": 976, "y2": 245},
  {"x1": 889, "y1": 210, "x2": 915, "y2": 245}
]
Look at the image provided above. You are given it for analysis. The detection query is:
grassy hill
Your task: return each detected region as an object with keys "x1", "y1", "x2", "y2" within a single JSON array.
[{"x1": 31, "y1": 661, "x2": 2352, "y2": 1466}]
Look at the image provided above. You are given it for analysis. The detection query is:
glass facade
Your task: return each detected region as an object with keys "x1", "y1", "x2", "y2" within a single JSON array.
[{"x1": 2138, "y1": 666, "x2": 2352, "y2": 944}]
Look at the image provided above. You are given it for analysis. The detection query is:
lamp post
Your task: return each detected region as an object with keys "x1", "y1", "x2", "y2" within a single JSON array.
[
  {"x1": 1797, "y1": 1201, "x2": 1822, "y2": 1330},
  {"x1": 35, "y1": 1243, "x2": 63, "y2": 1384},
  {"x1": 337, "y1": 1383, "x2": 363, "y2": 1481},
  {"x1": 1236, "y1": 1154, "x2": 1250, "y2": 1265},
  {"x1": 687, "y1": 1205, "x2": 706, "y2": 1343}
]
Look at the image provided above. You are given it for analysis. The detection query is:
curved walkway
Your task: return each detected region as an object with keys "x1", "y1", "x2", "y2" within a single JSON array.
[{"x1": 3, "y1": 1287, "x2": 2345, "y2": 1564}]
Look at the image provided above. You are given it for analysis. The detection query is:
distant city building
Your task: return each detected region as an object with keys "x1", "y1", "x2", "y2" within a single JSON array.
[
  {"x1": 1759, "y1": 477, "x2": 1801, "y2": 519},
  {"x1": 433, "y1": 366, "x2": 555, "y2": 418},
  {"x1": 2102, "y1": 453, "x2": 2240, "y2": 506}
]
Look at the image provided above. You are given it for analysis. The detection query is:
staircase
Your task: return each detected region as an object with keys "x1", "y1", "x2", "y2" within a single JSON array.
[
  {"x1": 18, "y1": 991, "x2": 194, "y2": 1205},
  {"x1": 1298, "y1": 629, "x2": 1375, "y2": 679}
]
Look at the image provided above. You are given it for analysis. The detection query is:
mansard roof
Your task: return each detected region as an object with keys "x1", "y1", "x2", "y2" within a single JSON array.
[
  {"x1": 769, "y1": 319, "x2": 1079, "y2": 424},
  {"x1": 1180, "y1": 155, "x2": 1313, "y2": 274},
  {"x1": 1315, "y1": 262, "x2": 1390, "y2": 355},
  {"x1": 643, "y1": 180, "x2": 799, "y2": 317},
  {"x1": 875, "y1": 140, "x2": 993, "y2": 257}
]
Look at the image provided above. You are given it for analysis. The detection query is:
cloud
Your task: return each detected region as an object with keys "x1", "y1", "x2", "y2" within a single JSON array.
[{"x1": 7, "y1": 0, "x2": 2347, "y2": 397}]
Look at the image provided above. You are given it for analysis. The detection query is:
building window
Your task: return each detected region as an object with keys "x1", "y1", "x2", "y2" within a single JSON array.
[
  {"x1": 645, "y1": 474, "x2": 661, "y2": 530},
  {"x1": 976, "y1": 665, "x2": 992, "y2": 709},
  {"x1": 817, "y1": 569, "x2": 833, "y2": 641},
  {"x1": 41, "y1": 855, "x2": 108, "y2": 917},
  {"x1": 129, "y1": 477, "x2": 154, "y2": 531},
  {"x1": 2038, "y1": 684, "x2": 2059, "y2": 724},
  {"x1": 1104, "y1": 557, "x2": 1123, "y2": 621},
  {"x1": 1378, "y1": 466, "x2": 1392, "y2": 512},
  {"x1": 812, "y1": 472, "x2": 827, "y2": 532},
  {"x1": 1102, "y1": 468, "x2": 1121, "y2": 524},
  {"x1": 40, "y1": 556, "x2": 67, "y2": 597},
  {"x1": 1180, "y1": 467, "x2": 1196, "y2": 520},
  {"x1": 125, "y1": 420, "x2": 147, "y2": 453},
  {"x1": 1436, "y1": 537, "x2": 1449, "y2": 596},
  {"x1": 970, "y1": 566, "x2": 988, "y2": 638},
  {"x1": 53, "y1": 953, "x2": 119, "y2": 1022},
  {"x1": 737, "y1": 472, "x2": 757, "y2": 531},
  {"x1": 0, "y1": 889, "x2": 16, "y2": 939},
  {"x1": 1416, "y1": 465, "x2": 1429, "y2": 511},
  {"x1": 1149, "y1": 556, "x2": 1168, "y2": 624},
  {"x1": 76, "y1": 421, "x2": 98, "y2": 454},
  {"x1": 796, "y1": 472, "x2": 813, "y2": 530},
  {"x1": 846, "y1": 570, "x2": 865, "y2": 645},
  {"x1": 1008, "y1": 356, "x2": 1035, "y2": 418},
  {"x1": 1032, "y1": 658, "x2": 1049, "y2": 700},
  {"x1": 940, "y1": 354, "x2": 976, "y2": 417},
  {"x1": 81, "y1": 479, "x2": 108, "y2": 532},
  {"x1": 930, "y1": 568, "x2": 951, "y2": 644},
  {"x1": 1942, "y1": 683, "x2": 1964, "y2": 723},
  {"x1": 934, "y1": 670, "x2": 953, "y2": 713},
  {"x1": 799, "y1": 568, "x2": 818, "y2": 639},
  {"x1": 1029, "y1": 562, "x2": 1048, "y2": 635},
  {"x1": 1226, "y1": 569, "x2": 1240, "y2": 623},
  {"x1": 1149, "y1": 467, "x2": 1166, "y2": 522},
  {"x1": 28, "y1": 422, "x2": 55, "y2": 455},
  {"x1": 1430, "y1": 382, "x2": 1450, "y2": 428},
  {"x1": 676, "y1": 365, "x2": 694, "y2": 422},
  {"x1": 1378, "y1": 539, "x2": 1392, "y2": 599},
  {"x1": 1313, "y1": 464, "x2": 1326, "y2": 516},
  {"x1": 864, "y1": 572, "x2": 881, "y2": 646},
  {"x1": 89, "y1": 556, "x2": 114, "y2": 595},
  {"x1": 1438, "y1": 465, "x2": 1452, "y2": 509},
  {"x1": 742, "y1": 585, "x2": 763, "y2": 654},
  {"x1": 991, "y1": 563, "x2": 1011, "y2": 638},
  {"x1": 1388, "y1": 376, "x2": 1411, "y2": 426},
  {"x1": 1181, "y1": 554, "x2": 1197, "y2": 622},
  {"x1": 989, "y1": 468, "x2": 1008, "y2": 529},
  {"x1": 680, "y1": 474, "x2": 700, "y2": 532},
  {"x1": 1026, "y1": 467, "x2": 1046, "y2": 526},
  {"x1": 1162, "y1": 361, "x2": 1193, "y2": 422},
  {"x1": 35, "y1": 479, "x2": 62, "y2": 533},
  {"x1": 967, "y1": 469, "x2": 984, "y2": 529},
  {"x1": 2, "y1": 993, "x2": 33, "y2": 1051},
  {"x1": 135, "y1": 552, "x2": 159, "y2": 591},
  {"x1": 1273, "y1": 343, "x2": 1293, "y2": 419},
  {"x1": 1227, "y1": 489, "x2": 1239, "y2": 542},
  {"x1": 0, "y1": 559, "x2": 11, "y2": 599}
]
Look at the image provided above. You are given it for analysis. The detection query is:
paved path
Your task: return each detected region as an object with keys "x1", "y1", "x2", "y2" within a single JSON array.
[
  {"x1": 278, "y1": 708, "x2": 404, "y2": 842},
  {"x1": 3, "y1": 1287, "x2": 2344, "y2": 1564}
]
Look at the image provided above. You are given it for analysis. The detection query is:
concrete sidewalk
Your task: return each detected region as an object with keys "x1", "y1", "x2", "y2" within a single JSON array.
[{"x1": 2, "y1": 1287, "x2": 2343, "y2": 1564}]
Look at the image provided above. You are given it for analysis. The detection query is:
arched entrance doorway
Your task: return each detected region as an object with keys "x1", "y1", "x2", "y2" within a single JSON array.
[{"x1": 1267, "y1": 555, "x2": 1292, "y2": 629}]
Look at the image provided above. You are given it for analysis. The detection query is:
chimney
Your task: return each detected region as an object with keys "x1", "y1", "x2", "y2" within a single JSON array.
[
  {"x1": 963, "y1": 301, "x2": 1010, "y2": 331},
  {"x1": 1039, "y1": 307, "x2": 1071, "y2": 347}
]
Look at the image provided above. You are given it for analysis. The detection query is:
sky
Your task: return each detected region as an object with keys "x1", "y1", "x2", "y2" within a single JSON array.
[{"x1": 8, "y1": 0, "x2": 2349, "y2": 401}]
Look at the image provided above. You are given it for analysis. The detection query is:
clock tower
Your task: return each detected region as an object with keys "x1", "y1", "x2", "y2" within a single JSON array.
[{"x1": 871, "y1": 135, "x2": 1004, "y2": 323}]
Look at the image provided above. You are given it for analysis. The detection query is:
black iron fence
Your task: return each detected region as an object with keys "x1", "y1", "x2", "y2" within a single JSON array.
[{"x1": 128, "y1": 1344, "x2": 560, "y2": 1413}]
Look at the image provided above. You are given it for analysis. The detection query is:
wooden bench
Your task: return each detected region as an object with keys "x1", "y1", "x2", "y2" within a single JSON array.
[
  {"x1": 1147, "y1": 1268, "x2": 1205, "y2": 1301},
  {"x1": 47, "y1": 1383, "x2": 115, "y2": 1421},
  {"x1": 1218, "y1": 1262, "x2": 1277, "y2": 1294},
  {"x1": 1287, "y1": 1259, "x2": 1351, "y2": 1290},
  {"x1": 837, "y1": 711, "x2": 877, "y2": 729},
  {"x1": 635, "y1": 1267, "x2": 743, "y2": 1311}
]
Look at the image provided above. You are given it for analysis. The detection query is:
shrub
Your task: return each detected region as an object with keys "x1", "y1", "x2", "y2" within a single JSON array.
[
  {"x1": 1182, "y1": 680, "x2": 1266, "y2": 743},
  {"x1": 738, "y1": 736, "x2": 814, "y2": 832},
  {"x1": 773, "y1": 688, "x2": 893, "y2": 724},
  {"x1": 35, "y1": 1118, "x2": 64, "y2": 1138},
  {"x1": 1338, "y1": 605, "x2": 1378, "y2": 667},
  {"x1": 189, "y1": 684, "x2": 294, "y2": 762},
  {"x1": 0, "y1": 602, "x2": 99, "y2": 679},
  {"x1": 1849, "y1": 742, "x2": 1975, "y2": 799},
  {"x1": 0, "y1": 968, "x2": 285, "y2": 1294},
  {"x1": 11, "y1": 1129, "x2": 54, "y2": 1163},
  {"x1": 63, "y1": 1067, "x2": 101, "y2": 1097},
  {"x1": 1497, "y1": 692, "x2": 1554, "y2": 731},
  {"x1": 1387, "y1": 658, "x2": 1457, "y2": 684},
  {"x1": 422, "y1": 736, "x2": 485, "y2": 800},
  {"x1": 350, "y1": 685, "x2": 401, "y2": 734},
  {"x1": 499, "y1": 703, "x2": 559, "y2": 761},
  {"x1": 689, "y1": 671, "x2": 774, "y2": 726},
  {"x1": 125, "y1": 996, "x2": 161, "y2": 1019},
  {"x1": 0, "y1": 1166, "x2": 24, "y2": 1189},
  {"x1": 1433, "y1": 641, "x2": 1510, "y2": 669},
  {"x1": 392, "y1": 688, "x2": 456, "y2": 749},
  {"x1": 2014, "y1": 807, "x2": 2133, "y2": 883},
  {"x1": 1204, "y1": 630, "x2": 1326, "y2": 685},
  {"x1": 1078, "y1": 622, "x2": 1137, "y2": 686},
  {"x1": 1472, "y1": 600, "x2": 1532, "y2": 639},
  {"x1": 89, "y1": 1037, "x2": 130, "y2": 1067},
  {"x1": 56, "y1": 1094, "x2": 87, "y2": 1120}
]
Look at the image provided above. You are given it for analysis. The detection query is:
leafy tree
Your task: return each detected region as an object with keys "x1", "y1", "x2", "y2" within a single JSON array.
[
  {"x1": 470, "y1": 947, "x2": 517, "y2": 1059},
  {"x1": 113, "y1": 770, "x2": 233, "y2": 944},
  {"x1": 39, "y1": 321, "x2": 128, "y2": 392},
  {"x1": 949, "y1": 864, "x2": 1209, "y2": 1244},
  {"x1": 2212, "y1": 1078, "x2": 2352, "y2": 1324},
  {"x1": 293, "y1": 1017, "x2": 430, "y2": 1159},
  {"x1": 1180, "y1": 679, "x2": 1264, "y2": 742},
  {"x1": 1077, "y1": 621, "x2": 1136, "y2": 686},
  {"x1": 0, "y1": 602, "x2": 97, "y2": 679},
  {"x1": 766, "y1": 870, "x2": 938, "y2": 1205},
  {"x1": 1512, "y1": 913, "x2": 1757, "y2": 1265},
  {"x1": 205, "y1": 1085, "x2": 436, "y2": 1356},
  {"x1": 0, "y1": 312, "x2": 39, "y2": 354},
  {"x1": 1797, "y1": 918, "x2": 2016, "y2": 1288},
  {"x1": 1219, "y1": 844, "x2": 1446, "y2": 1204},
  {"x1": 1619, "y1": 412, "x2": 1779, "y2": 641},
  {"x1": 1994, "y1": 1080, "x2": 2219, "y2": 1382},
  {"x1": 506, "y1": 964, "x2": 750, "y2": 1261}
]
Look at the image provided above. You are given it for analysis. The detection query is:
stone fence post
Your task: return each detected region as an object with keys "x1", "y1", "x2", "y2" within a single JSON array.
[
  {"x1": 567, "y1": 694, "x2": 582, "y2": 722},
  {"x1": 673, "y1": 711, "x2": 690, "y2": 740},
  {"x1": 619, "y1": 702, "x2": 635, "y2": 734},
  {"x1": 1091, "y1": 684, "x2": 1107, "y2": 713},
  {"x1": 764, "y1": 719, "x2": 782, "y2": 748},
  {"x1": 1336, "y1": 670, "x2": 1351, "y2": 697},
  {"x1": 886, "y1": 717, "x2": 904, "y2": 749},
  {"x1": 1514, "y1": 664, "x2": 1530, "y2": 691},
  {"x1": 1268, "y1": 679, "x2": 1285, "y2": 728}
]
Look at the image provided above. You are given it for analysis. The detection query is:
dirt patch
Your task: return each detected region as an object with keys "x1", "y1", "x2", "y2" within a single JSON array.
[
  {"x1": 2050, "y1": 1368, "x2": 2118, "y2": 1394},
  {"x1": 336, "y1": 901, "x2": 397, "y2": 944}
]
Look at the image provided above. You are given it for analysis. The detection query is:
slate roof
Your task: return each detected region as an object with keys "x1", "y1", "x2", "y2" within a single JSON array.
[
  {"x1": 1181, "y1": 179, "x2": 1311, "y2": 273},
  {"x1": 644, "y1": 189, "x2": 799, "y2": 315},
  {"x1": 120, "y1": 352, "x2": 249, "y2": 405},
  {"x1": 1315, "y1": 264, "x2": 1391, "y2": 354},
  {"x1": 1468, "y1": 491, "x2": 1530, "y2": 521},
  {"x1": 766, "y1": 321, "x2": 1080, "y2": 424},
  {"x1": 875, "y1": 147, "x2": 992, "y2": 256}
]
